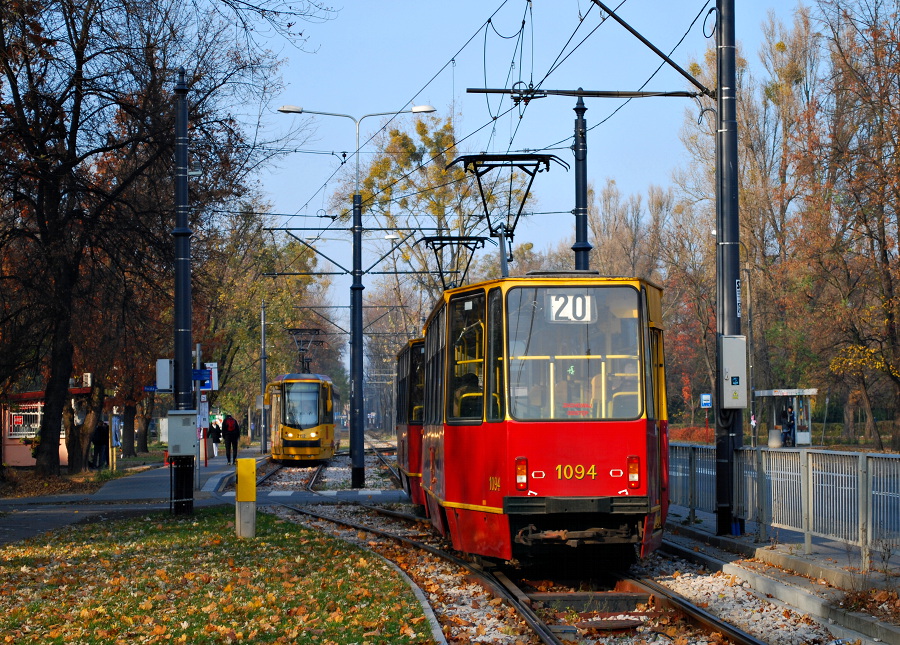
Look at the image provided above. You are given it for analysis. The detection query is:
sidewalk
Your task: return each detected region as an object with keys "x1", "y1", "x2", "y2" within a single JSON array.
[
  {"x1": 0, "y1": 452, "x2": 245, "y2": 545},
  {"x1": 0, "y1": 451, "x2": 408, "y2": 545}
]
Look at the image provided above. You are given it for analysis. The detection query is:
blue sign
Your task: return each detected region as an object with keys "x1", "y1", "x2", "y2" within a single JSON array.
[
  {"x1": 144, "y1": 385, "x2": 157, "y2": 392},
  {"x1": 700, "y1": 393, "x2": 712, "y2": 409},
  {"x1": 192, "y1": 369, "x2": 211, "y2": 382}
]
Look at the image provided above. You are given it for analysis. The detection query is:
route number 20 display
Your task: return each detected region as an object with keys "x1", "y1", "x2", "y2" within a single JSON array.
[{"x1": 546, "y1": 292, "x2": 594, "y2": 323}]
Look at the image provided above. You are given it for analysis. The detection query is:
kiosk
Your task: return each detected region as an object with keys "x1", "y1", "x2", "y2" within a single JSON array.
[{"x1": 755, "y1": 388, "x2": 817, "y2": 447}]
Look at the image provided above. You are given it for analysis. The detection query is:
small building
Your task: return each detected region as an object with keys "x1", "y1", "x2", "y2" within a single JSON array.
[{"x1": 1, "y1": 388, "x2": 91, "y2": 467}]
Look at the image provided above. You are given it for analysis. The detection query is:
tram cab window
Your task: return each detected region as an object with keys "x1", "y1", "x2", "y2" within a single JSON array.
[
  {"x1": 284, "y1": 382, "x2": 320, "y2": 429},
  {"x1": 506, "y1": 285, "x2": 643, "y2": 421},
  {"x1": 447, "y1": 292, "x2": 485, "y2": 421}
]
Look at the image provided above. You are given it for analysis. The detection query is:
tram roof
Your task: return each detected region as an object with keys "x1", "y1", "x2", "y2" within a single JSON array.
[
  {"x1": 440, "y1": 272, "x2": 660, "y2": 300},
  {"x1": 422, "y1": 272, "x2": 663, "y2": 331},
  {"x1": 272, "y1": 373, "x2": 333, "y2": 383}
]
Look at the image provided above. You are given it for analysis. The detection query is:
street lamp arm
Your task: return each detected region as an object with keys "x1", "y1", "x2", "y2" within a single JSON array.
[
  {"x1": 278, "y1": 102, "x2": 437, "y2": 489},
  {"x1": 278, "y1": 105, "x2": 358, "y2": 125}
]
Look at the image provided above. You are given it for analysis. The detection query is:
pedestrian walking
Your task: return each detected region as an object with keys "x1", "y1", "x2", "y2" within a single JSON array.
[
  {"x1": 91, "y1": 421, "x2": 109, "y2": 469},
  {"x1": 209, "y1": 421, "x2": 221, "y2": 458},
  {"x1": 222, "y1": 414, "x2": 240, "y2": 464}
]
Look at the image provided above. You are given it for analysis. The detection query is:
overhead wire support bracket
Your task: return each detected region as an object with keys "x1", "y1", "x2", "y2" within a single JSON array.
[
  {"x1": 588, "y1": 0, "x2": 714, "y2": 98},
  {"x1": 419, "y1": 235, "x2": 490, "y2": 290},
  {"x1": 469, "y1": 87, "x2": 705, "y2": 101},
  {"x1": 446, "y1": 153, "x2": 569, "y2": 240}
]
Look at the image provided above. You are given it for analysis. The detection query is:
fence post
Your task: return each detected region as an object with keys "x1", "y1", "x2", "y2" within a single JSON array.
[
  {"x1": 688, "y1": 447, "x2": 697, "y2": 525},
  {"x1": 858, "y1": 452, "x2": 869, "y2": 572},
  {"x1": 755, "y1": 447, "x2": 767, "y2": 543},
  {"x1": 801, "y1": 449, "x2": 812, "y2": 554}
]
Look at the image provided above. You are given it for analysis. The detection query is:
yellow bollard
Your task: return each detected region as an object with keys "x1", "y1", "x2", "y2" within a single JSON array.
[{"x1": 235, "y1": 458, "x2": 256, "y2": 538}]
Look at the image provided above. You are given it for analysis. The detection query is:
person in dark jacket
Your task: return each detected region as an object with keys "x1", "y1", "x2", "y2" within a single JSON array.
[
  {"x1": 221, "y1": 414, "x2": 240, "y2": 464},
  {"x1": 91, "y1": 422, "x2": 109, "y2": 469}
]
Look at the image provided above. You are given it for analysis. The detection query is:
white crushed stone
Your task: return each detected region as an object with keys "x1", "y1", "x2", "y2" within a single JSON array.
[{"x1": 264, "y1": 451, "x2": 842, "y2": 645}]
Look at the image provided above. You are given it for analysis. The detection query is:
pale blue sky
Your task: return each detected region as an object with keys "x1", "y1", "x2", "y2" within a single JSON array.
[{"x1": 261, "y1": 1, "x2": 795, "y2": 283}]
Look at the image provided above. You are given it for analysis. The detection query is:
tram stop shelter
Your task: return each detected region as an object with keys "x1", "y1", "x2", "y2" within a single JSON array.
[{"x1": 754, "y1": 388, "x2": 818, "y2": 448}]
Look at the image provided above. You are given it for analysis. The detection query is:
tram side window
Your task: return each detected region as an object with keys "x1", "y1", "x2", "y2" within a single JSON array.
[
  {"x1": 323, "y1": 384, "x2": 334, "y2": 424},
  {"x1": 270, "y1": 389, "x2": 282, "y2": 436},
  {"x1": 486, "y1": 288, "x2": 505, "y2": 421},
  {"x1": 424, "y1": 307, "x2": 445, "y2": 425},
  {"x1": 396, "y1": 350, "x2": 409, "y2": 424},
  {"x1": 409, "y1": 344, "x2": 425, "y2": 422},
  {"x1": 447, "y1": 292, "x2": 485, "y2": 421}
]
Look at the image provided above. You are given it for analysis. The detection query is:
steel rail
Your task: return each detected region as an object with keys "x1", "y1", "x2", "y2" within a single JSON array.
[
  {"x1": 280, "y1": 503, "x2": 565, "y2": 645},
  {"x1": 255, "y1": 462, "x2": 283, "y2": 487},
  {"x1": 630, "y1": 576, "x2": 768, "y2": 645}
]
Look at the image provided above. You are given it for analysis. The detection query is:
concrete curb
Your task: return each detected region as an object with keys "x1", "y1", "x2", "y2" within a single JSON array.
[{"x1": 664, "y1": 525, "x2": 900, "y2": 645}]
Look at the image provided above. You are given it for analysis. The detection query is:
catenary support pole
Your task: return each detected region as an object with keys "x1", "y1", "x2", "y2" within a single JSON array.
[
  {"x1": 350, "y1": 193, "x2": 365, "y2": 488},
  {"x1": 260, "y1": 300, "x2": 268, "y2": 454},
  {"x1": 172, "y1": 67, "x2": 194, "y2": 514},
  {"x1": 715, "y1": 0, "x2": 743, "y2": 536}
]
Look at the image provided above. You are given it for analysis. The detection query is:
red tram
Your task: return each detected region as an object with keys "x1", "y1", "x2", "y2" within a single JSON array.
[
  {"x1": 416, "y1": 272, "x2": 669, "y2": 563},
  {"x1": 395, "y1": 339, "x2": 427, "y2": 506}
]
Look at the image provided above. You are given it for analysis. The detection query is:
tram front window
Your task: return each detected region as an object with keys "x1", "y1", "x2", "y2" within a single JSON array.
[
  {"x1": 284, "y1": 382, "x2": 320, "y2": 429},
  {"x1": 506, "y1": 285, "x2": 642, "y2": 421}
]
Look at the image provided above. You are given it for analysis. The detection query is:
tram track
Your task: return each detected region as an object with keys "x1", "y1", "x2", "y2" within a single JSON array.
[
  {"x1": 278, "y1": 502, "x2": 561, "y2": 644},
  {"x1": 275, "y1": 500, "x2": 771, "y2": 645}
]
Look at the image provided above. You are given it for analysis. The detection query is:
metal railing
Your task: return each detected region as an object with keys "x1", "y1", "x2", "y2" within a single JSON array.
[{"x1": 669, "y1": 444, "x2": 900, "y2": 570}]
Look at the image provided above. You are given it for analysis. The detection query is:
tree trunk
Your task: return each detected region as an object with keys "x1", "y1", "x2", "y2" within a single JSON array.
[
  {"x1": 858, "y1": 381, "x2": 883, "y2": 450},
  {"x1": 66, "y1": 386, "x2": 103, "y2": 474},
  {"x1": 122, "y1": 404, "x2": 137, "y2": 457},
  {"x1": 135, "y1": 395, "x2": 154, "y2": 453},
  {"x1": 35, "y1": 261, "x2": 78, "y2": 478},
  {"x1": 35, "y1": 333, "x2": 75, "y2": 477},
  {"x1": 842, "y1": 400, "x2": 856, "y2": 442}
]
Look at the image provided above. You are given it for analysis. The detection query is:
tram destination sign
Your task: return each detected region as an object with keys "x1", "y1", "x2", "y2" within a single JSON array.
[{"x1": 546, "y1": 291, "x2": 595, "y2": 323}]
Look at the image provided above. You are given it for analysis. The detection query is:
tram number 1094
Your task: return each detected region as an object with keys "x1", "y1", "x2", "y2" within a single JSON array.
[
  {"x1": 547, "y1": 292, "x2": 594, "y2": 323},
  {"x1": 555, "y1": 464, "x2": 598, "y2": 480}
]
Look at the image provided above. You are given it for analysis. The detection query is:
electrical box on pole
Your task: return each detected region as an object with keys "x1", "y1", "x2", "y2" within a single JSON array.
[
  {"x1": 156, "y1": 359, "x2": 174, "y2": 392},
  {"x1": 720, "y1": 335, "x2": 747, "y2": 409},
  {"x1": 167, "y1": 410, "x2": 198, "y2": 456}
]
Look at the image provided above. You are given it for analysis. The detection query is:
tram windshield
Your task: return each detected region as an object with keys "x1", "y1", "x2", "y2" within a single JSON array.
[
  {"x1": 283, "y1": 382, "x2": 321, "y2": 429},
  {"x1": 506, "y1": 285, "x2": 642, "y2": 421}
]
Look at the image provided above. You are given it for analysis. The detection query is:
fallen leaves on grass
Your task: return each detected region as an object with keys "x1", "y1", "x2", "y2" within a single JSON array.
[
  {"x1": 0, "y1": 470, "x2": 104, "y2": 498},
  {"x1": 0, "y1": 507, "x2": 438, "y2": 643}
]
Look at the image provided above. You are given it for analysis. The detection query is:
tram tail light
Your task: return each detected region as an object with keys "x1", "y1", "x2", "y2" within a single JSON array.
[
  {"x1": 515, "y1": 457, "x2": 528, "y2": 491},
  {"x1": 627, "y1": 456, "x2": 640, "y2": 489}
]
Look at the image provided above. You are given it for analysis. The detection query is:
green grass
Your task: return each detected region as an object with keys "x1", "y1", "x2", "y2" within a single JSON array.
[{"x1": 0, "y1": 506, "x2": 437, "y2": 644}]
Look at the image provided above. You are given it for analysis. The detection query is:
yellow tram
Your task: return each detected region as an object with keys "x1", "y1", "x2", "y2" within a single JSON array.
[{"x1": 265, "y1": 373, "x2": 338, "y2": 463}]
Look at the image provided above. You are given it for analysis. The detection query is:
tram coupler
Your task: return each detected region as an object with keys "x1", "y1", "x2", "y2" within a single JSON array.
[{"x1": 235, "y1": 458, "x2": 256, "y2": 538}]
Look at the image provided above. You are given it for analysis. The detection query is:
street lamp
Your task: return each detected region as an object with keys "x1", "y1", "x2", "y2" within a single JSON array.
[{"x1": 279, "y1": 103, "x2": 436, "y2": 488}]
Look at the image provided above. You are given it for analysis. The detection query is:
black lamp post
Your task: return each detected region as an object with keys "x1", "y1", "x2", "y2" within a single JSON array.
[
  {"x1": 278, "y1": 104, "x2": 435, "y2": 487},
  {"x1": 572, "y1": 94, "x2": 592, "y2": 270}
]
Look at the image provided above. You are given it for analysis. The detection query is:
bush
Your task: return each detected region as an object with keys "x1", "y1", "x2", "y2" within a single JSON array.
[{"x1": 669, "y1": 425, "x2": 715, "y2": 444}]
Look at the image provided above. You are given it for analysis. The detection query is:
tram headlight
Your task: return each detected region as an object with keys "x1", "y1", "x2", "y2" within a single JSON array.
[
  {"x1": 515, "y1": 457, "x2": 528, "y2": 491},
  {"x1": 627, "y1": 455, "x2": 640, "y2": 489},
  {"x1": 310, "y1": 432, "x2": 317, "y2": 438}
]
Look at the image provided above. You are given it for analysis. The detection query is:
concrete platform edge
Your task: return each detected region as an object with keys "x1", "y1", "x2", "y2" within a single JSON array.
[{"x1": 665, "y1": 523, "x2": 900, "y2": 645}]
